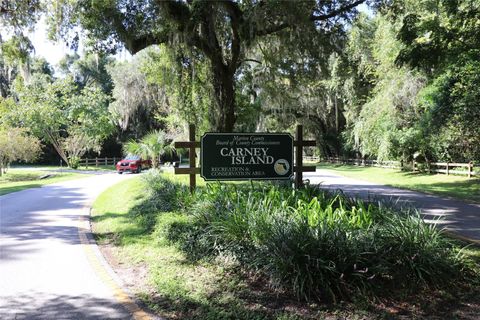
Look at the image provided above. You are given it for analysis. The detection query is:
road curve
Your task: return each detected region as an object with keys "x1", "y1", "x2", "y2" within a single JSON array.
[
  {"x1": 0, "y1": 173, "x2": 137, "y2": 319},
  {"x1": 306, "y1": 169, "x2": 480, "y2": 242}
]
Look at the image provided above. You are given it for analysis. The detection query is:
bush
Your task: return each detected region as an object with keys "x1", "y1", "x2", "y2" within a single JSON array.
[
  {"x1": 68, "y1": 156, "x2": 80, "y2": 169},
  {"x1": 135, "y1": 171, "x2": 475, "y2": 302}
]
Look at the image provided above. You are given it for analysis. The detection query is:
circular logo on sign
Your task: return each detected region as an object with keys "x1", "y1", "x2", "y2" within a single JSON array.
[{"x1": 274, "y1": 159, "x2": 290, "y2": 175}]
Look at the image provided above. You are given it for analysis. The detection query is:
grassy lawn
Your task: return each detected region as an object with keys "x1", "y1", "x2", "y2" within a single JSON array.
[
  {"x1": 11, "y1": 164, "x2": 116, "y2": 172},
  {"x1": 76, "y1": 164, "x2": 116, "y2": 172},
  {"x1": 314, "y1": 162, "x2": 480, "y2": 203},
  {"x1": 0, "y1": 169, "x2": 91, "y2": 196},
  {"x1": 92, "y1": 173, "x2": 480, "y2": 319}
]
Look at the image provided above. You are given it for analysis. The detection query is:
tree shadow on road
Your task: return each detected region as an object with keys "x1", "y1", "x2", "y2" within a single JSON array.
[{"x1": 0, "y1": 292, "x2": 132, "y2": 319}]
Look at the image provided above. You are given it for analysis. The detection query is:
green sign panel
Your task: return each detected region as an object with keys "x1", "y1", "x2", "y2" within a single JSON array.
[{"x1": 201, "y1": 133, "x2": 293, "y2": 181}]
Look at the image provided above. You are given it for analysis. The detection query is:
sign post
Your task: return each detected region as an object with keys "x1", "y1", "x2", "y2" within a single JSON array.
[{"x1": 174, "y1": 124, "x2": 315, "y2": 191}]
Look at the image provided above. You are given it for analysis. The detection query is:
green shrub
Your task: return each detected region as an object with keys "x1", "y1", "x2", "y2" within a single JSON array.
[
  {"x1": 68, "y1": 156, "x2": 80, "y2": 169},
  {"x1": 135, "y1": 172, "x2": 475, "y2": 302}
]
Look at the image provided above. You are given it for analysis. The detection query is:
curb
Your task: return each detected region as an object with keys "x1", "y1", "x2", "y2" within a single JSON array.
[
  {"x1": 443, "y1": 230, "x2": 480, "y2": 247},
  {"x1": 78, "y1": 204, "x2": 155, "y2": 320}
]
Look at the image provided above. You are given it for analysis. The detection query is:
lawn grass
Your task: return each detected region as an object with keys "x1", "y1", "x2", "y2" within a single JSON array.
[
  {"x1": 92, "y1": 173, "x2": 480, "y2": 319},
  {"x1": 92, "y1": 176, "x2": 304, "y2": 319},
  {"x1": 0, "y1": 169, "x2": 91, "y2": 196},
  {"x1": 314, "y1": 162, "x2": 480, "y2": 203},
  {"x1": 76, "y1": 164, "x2": 116, "y2": 171},
  {"x1": 11, "y1": 163, "x2": 116, "y2": 172}
]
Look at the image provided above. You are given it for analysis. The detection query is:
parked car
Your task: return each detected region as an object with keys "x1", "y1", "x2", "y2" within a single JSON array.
[{"x1": 116, "y1": 155, "x2": 151, "y2": 174}]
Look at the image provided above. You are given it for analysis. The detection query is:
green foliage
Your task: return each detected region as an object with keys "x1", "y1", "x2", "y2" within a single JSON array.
[
  {"x1": 415, "y1": 58, "x2": 480, "y2": 161},
  {"x1": 0, "y1": 127, "x2": 42, "y2": 174},
  {"x1": 0, "y1": 0, "x2": 43, "y2": 31},
  {"x1": 131, "y1": 171, "x2": 475, "y2": 302},
  {"x1": 108, "y1": 51, "x2": 163, "y2": 135},
  {"x1": 59, "y1": 53, "x2": 114, "y2": 93},
  {"x1": 0, "y1": 35, "x2": 33, "y2": 66},
  {"x1": 3, "y1": 0, "x2": 479, "y2": 166},
  {"x1": 142, "y1": 45, "x2": 213, "y2": 134},
  {"x1": 67, "y1": 156, "x2": 80, "y2": 169},
  {"x1": 345, "y1": 15, "x2": 426, "y2": 160},
  {"x1": 47, "y1": 0, "x2": 370, "y2": 132},
  {"x1": 123, "y1": 131, "x2": 174, "y2": 169},
  {"x1": 4, "y1": 74, "x2": 114, "y2": 166},
  {"x1": 396, "y1": 0, "x2": 480, "y2": 73}
]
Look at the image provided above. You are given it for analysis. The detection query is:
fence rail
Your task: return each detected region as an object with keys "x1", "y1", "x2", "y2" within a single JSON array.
[
  {"x1": 305, "y1": 156, "x2": 478, "y2": 178},
  {"x1": 428, "y1": 162, "x2": 477, "y2": 178},
  {"x1": 79, "y1": 157, "x2": 118, "y2": 168},
  {"x1": 303, "y1": 156, "x2": 321, "y2": 162},
  {"x1": 322, "y1": 157, "x2": 402, "y2": 169}
]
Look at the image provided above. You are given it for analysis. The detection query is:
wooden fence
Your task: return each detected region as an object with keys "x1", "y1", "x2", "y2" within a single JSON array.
[
  {"x1": 425, "y1": 162, "x2": 478, "y2": 178},
  {"x1": 79, "y1": 157, "x2": 118, "y2": 168},
  {"x1": 303, "y1": 155, "x2": 321, "y2": 162},
  {"x1": 308, "y1": 156, "x2": 479, "y2": 178},
  {"x1": 321, "y1": 157, "x2": 402, "y2": 169}
]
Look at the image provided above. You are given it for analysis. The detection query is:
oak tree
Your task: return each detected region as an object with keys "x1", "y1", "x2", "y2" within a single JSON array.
[{"x1": 50, "y1": 0, "x2": 368, "y2": 132}]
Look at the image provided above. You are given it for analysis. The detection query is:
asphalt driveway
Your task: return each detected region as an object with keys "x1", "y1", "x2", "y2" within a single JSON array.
[
  {"x1": 0, "y1": 173, "x2": 138, "y2": 319},
  {"x1": 306, "y1": 169, "x2": 480, "y2": 242}
]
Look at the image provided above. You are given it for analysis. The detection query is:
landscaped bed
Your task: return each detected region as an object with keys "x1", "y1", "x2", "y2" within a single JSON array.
[{"x1": 92, "y1": 171, "x2": 480, "y2": 319}]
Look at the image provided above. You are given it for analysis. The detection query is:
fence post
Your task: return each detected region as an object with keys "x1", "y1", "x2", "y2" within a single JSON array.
[
  {"x1": 446, "y1": 162, "x2": 449, "y2": 175},
  {"x1": 113, "y1": 157, "x2": 116, "y2": 165},
  {"x1": 413, "y1": 160, "x2": 416, "y2": 172},
  {"x1": 85, "y1": 158, "x2": 88, "y2": 169},
  {"x1": 95, "y1": 157, "x2": 98, "y2": 167},
  {"x1": 105, "y1": 157, "x2": 107, "y2": 166},
  {"x1": 468, "y1": 162, "x2": 472, "y2": 178}
]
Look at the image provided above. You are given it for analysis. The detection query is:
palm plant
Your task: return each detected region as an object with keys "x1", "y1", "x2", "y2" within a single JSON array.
[{"x1": 123, "y1": 130, "x2": 174, "y2": 169}]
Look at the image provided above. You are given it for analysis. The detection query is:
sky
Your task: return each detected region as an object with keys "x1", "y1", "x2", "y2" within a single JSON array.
[
  {"x1": 29, "y1": 17, "x2": 77, "y2": 66},
  {"x1": 30, "y1": 17, "x2": 131, "y2": 68}
]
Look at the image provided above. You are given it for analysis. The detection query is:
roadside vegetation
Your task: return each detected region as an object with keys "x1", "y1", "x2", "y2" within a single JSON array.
[
  {"x1": 0, "y1": 169, "x2": 90, "y2": 195},
  {"x1": 92, "y1": 172, "x2": 480, "y2": 319},
  {"x1": 315, "y1": 163, "x2": 480, "y2": 203}
]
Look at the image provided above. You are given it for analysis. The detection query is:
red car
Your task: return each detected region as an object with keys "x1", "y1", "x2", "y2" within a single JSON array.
[{"x1": 116, "y1": 155, "x2": 151, "y2": 174}]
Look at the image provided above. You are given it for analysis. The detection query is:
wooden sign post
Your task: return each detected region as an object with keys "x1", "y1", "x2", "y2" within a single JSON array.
[
  {"x1": 174, "y1": 124, "x2": 200, "y2": 193},
  {"x1": 294, "y1": 125, "x2": 316, "y2": 188},
  {"x1": 174, "y1": 124, "x2": 316, "y2": 191}
]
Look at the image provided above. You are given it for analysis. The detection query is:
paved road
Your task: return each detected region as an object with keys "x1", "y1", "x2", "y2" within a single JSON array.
[
  {"x1": 306, "y1": 169, "x2": 480, "y2": 242},
  {"x1": 0, "y1": 173, "x2": 136, "y2": 319}
]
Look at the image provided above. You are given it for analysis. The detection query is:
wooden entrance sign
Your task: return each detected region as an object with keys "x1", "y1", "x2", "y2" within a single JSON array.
[{"x1": 174, "y1": 124, "x2": 316, "y2": 191}]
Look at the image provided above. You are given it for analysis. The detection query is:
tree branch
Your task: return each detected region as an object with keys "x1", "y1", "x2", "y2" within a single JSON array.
[
  {"x1": 256, "y1": 22, "x2": 289, "y2": 37},
  {"x1": 124, "y1": 1, "x2": 190, "y2": 54},
  {"x1": 221, "y1": 2, "x2": 243, "y2": 72},
  {"x1": 124, "y1": 35, "x2": 161, "y2": 54},
  {"x1": 256, "y1": 0, "x2": 367, "y2": 36},
  {"x1": 310, "y1": 0, "x2": 367, "y2": 21},
  {"x1": 241, "y1": 58, "x2": 262, "y2": 65},
  {"x1": 202, "y1": 4, "x2": 225, "y2": 67}
]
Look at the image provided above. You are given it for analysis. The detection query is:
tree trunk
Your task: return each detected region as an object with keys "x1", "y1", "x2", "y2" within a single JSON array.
[{"x1": 211, "y1": 61, "x2": 236, "y2": 132}]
